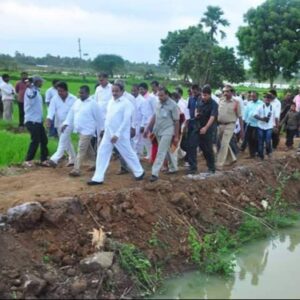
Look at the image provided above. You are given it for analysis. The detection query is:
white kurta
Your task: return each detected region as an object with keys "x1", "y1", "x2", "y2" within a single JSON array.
[
  {"x1": 47, "y1": 94, "x2": 77, "y2": 164},
  {"x1": 92, "y1": 96, "x2": 144, "y2": 183},
  {"x1": 95, "y1": 83, "x2": 113, "y2": 120}
]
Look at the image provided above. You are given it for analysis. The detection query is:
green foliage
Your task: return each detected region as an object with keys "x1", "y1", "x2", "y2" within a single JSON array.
[
  {"x1": 91, "y1": 54, "x2": 125, "y2": 76},
  {"x1": 188, "y1": 227, "x2": 236, "y2": 276},
  {"x1": 237, "y1": 0, "x2": 300, "y2": 86},
  {"x1": 118, "y1": 244, "x2": 161, "y2": 295},
  {"x1": 160, "y1": 6, "x2": 244, "y2": 86},
  {"x1": 201, "y1": 5, "x2": 230, "y2": 41},
  {"x1": 43, "y1": 255, "x2": 51, "y2": 264}
]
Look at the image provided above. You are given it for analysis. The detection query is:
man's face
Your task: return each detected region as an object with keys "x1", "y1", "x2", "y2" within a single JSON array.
[
  {"x1": 291, "y1": 104, "x2": 296, "y2": 112},
  {"x1": 202, "y1": 93, "x2": 211, "y2": 102},
  {"x1": 264, "y1": 97, "x2": 271, "y2": 105},
  {"x1": 250, "y1": 92, "x2": 258, "y2": 102},
  {"x1": 112, "y1": 85, "x2": 123, "y2": 100},
  {"x1": 131, "y1": 86, "x2": 139, "y2": 97},
  {"x1": 139, "y1": 87, "x2": 147, "y2": 96},
  {"x1": 98, "y1": 77, "x2": 108, "y2": 87},
  {"x1": 35, "y1": 80, "x2": 42, "y2": 88},
  {"x1": 79, "y1": 88, "x2": 89, "y2": 100},
  {"x1": 223, "y1": 88, "x2": 232, "y2": 100},
  {"x1": 151, "y1": 84, "x2": 158, "y2": 93},
  {"x1": 57, "y1": 87, "x2": 68, "y2": 99},
  {"x1": 3, "y1": 76, "x2": 10, "y2": 83},
  {"x1": 192, "y1": 88, "x2": 200, "y2": 98},
  {"x1": 21, "y1": 73, "x2": 28, "y2": 81},
  {"x1": 158, "y1": 90, "x2": 168, "y2": 102}
]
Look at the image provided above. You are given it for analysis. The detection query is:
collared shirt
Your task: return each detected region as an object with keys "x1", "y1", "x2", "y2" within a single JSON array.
[
  {"x1": 218, "y1": 97, "x2": 242, "y2": 123},
  {"x1": 256, "y1": 104, "x2": 275, "y2": 130},
  {"x1": 196, "y1": 98, "x2": 218, "y2": 129},
  {"x1": 293, "y1": 94, "x2": 300, "y2": 112},
  {"x1": 24, "y1": 85, "x2": 43, "y2": 123},
  {"x1": 95, "y1": 83, "x2": 113, "y2": 119},
  {"x1": 178, "y1": 98, "x2": 190, "y2": 120},
  {"x1": 187, "y1": 96, "x2": 198, "y2": 120},
  {"x1": 15, "y1": 80, "x2": 27, "y2": 103},
  {"x1": 123, "y1": 91, "x2": 136, "y2": 128},
  {"x1": 45, "y1": 87, "x2": 58, "y2": 104},
  {"x1": 153, "y1": 98, "x2": 180, "y2": 136},
  {"x1": 271, "y1": 98, "x2": 282, "y2": 125},
  {"x1": 211, "y1": 94, "x2": 220, "y2": 104},
  {"x1": 47, "y1": 93, "x2": 76, "y2": 129},
  {"x1": 244, "y1": 99, "x2": 263, "y2": 127},
  {"x1": 282, "y1": 110, "x2": 300, "y2": 130},
  {"x1": 105, "y1": 96, "x2": 133, "y2": 139},
  {"x1": 141, "y1": 93, "x2": 158, "y2": 127},
  {"x1": 0, "y1": 82, "x2": 15, "y2": 101},
  {"x1": 134, "y1": 94, "x2": 146, "y2": 128},
  {"x1": 64, "y1": 97, "x2": 103, "y2": 136}
]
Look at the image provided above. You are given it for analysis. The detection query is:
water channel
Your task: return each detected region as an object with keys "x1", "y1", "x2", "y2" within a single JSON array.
[{"x1": 153, "y1": 222, "x2": 300, "y2": 299}]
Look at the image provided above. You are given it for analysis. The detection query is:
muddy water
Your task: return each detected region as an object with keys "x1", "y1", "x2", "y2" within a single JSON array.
[{"x1": 154, "y1": 222, "x2": 300, "y2": 299}]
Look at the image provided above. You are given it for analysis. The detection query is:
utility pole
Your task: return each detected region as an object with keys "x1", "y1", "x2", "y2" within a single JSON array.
[{"x1": 78, "y1": 38, "x2": 82, "y2": 60}]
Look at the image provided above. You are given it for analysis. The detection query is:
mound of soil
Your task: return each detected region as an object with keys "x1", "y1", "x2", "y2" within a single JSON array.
[{"x1": 0, "y1": 150, "x2": 300, "y2": 299}]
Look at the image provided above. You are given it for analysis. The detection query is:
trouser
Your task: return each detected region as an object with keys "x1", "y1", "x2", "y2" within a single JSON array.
[
  {"x1": 25, "y1": 122, "x2": 48, "y2": 162},
  {"x1": 217, "y1": 123, "x2": 236, "y2": 167},
  {"x1": 48, "y1": 118, "x2": 58, "y2": 137},
  {"x1": 133, "y1": 126, "x2": 144, "y2": 157},
  {"x1": 240, "y1": 123, "x2": 248, "y2": 151},
  {"x1": 74, "y1": 134, "x2": 95, "y2": 172},
  {"x1": 152, "y1": 135, "x2": 177, "y2": 177},
  {"x1": 0, "y1": 97, "x2": 3, "y2": 118},
  {"x1": 286, "y1": 129, "x2": 297, "y2": 147},
  {"x1": 258, "y1": 128, "x2": 272, "y2": 159},
  {"x1": 272, "y1": 130, "x2": 280, "y2": 150},
  {"x1": 186, "y1": 127, "x2": 199, "y2": 171},
  {"x1": 247, "y1": 125, "x2": 258, "y2": 157},
  {"x1": 143, "y1": 136, "x2": 152, "y2": 159},
  {"x1": 18, "y1": 102, "x2": 24, "y2": 126},
  {"x1": 50, "y1": 126, "x2": 76, "y2": 164},
  {"x1": 92, "y1": 132, "x2": 144, "y2": 182},
  {"x1": 199, "y1": 131, "x2": 215, "y2": 172},
  {"x1": 3, "y1": 100, "x2": 13, "y2": 121},
  {"x1": 230, "y1": 134, "x2": 239, "y2": 155}
]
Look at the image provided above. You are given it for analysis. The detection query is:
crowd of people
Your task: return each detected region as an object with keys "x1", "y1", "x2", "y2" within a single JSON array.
[{"x1": 0, "y1": 72, "x2": 300, "y2": 184}]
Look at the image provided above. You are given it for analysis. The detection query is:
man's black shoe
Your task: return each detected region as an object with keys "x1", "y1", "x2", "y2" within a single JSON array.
[
  {"x1": 150, "y1": 175, "x2": 158, "y2": 182},
  {"x1": 87, "y1": 180, "x2": 103, "y2": 186},
  {"x1": 186, "y1": 169, "x2": 197, "y2": 175},
  {"x1": 135, "y1": 171, "x2": 145, "y2": 181}
]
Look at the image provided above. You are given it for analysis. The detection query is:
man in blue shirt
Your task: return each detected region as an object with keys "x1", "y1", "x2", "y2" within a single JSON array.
[
  {"x1": 24, "y1": 76, "x2": 49, "y2": 167},
  {"x1": 243, "y1": 91, "x2": 263, "y2": 158}
]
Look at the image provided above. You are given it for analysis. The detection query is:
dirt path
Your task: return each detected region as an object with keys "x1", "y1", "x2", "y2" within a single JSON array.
[{"x1": 0, "y1": 140, "x2": 297, "y2": 213}]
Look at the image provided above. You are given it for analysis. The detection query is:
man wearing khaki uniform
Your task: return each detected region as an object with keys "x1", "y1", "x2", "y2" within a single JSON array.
[
  {"x1": 217, "y1": 86, "x2": 244, "y2": 169},
  {"x1": 144, "y1": 87, "x2": 180, "y2": 182}
]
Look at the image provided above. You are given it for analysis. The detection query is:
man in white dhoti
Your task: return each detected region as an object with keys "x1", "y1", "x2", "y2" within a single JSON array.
[{"x1": 88, "y1": 83, "x2": 145, "y2": 185}]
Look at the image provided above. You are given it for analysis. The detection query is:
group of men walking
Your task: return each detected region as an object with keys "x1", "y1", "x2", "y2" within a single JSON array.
[{"x1": 1, "y1": 71, "x2": 300, "y2": 185}]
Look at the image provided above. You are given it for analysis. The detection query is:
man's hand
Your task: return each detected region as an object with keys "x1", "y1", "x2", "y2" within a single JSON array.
[
  {"x1": 140, "y1": 127, "x2": 145, "y2": 134},
  {"x1": 46, "y1": 118, "x2": 52, "y2": 128},
  {"x1": 61, "y1": 124, "x2": 68, "y2": 133},
  {"x1": 200, "y1": 127, "x2": 207, "y2": 135},
  {"x1": 130, "y1": 128, "x2": 136, "y2": 138},
  {"x1": 239, "y1": 129, "x2": 245, "y2": 141},
  {"x1": 173, "y1": 136, "x2": 179, "y2": 147},
  {"x1": 111, "y1": 135, "x2": 118, "y2": 144}
]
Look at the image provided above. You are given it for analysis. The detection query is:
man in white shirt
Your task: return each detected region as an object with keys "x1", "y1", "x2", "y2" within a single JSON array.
[
  {"x1": 139, "y1": 82, "x2": 158, "y2": 160},
  {"x1": 150, "y1": 80, "x2": 160, "y2": 100},
  {"x1": 132, "y1": 84, "x2": 146, "y2": 156},
  {"x1": 45, "y1": 79, "x2": 59, "y2": 137},
  {"x1": 95, "y1": 72, "x2": 113, "y2": 120},
  {"x1": 46, "y1": 82, "x2": 77, "y2": 167},
  {"x1": 62, "y1": 86, "x2": 103, "y2": 177},
  {"x1": 269, "y1": 89, "x2": 282, "y2": 150},
  {"x1": 176, "y1": 87, "x2": 190, "y2": 120},
  {"x1": 254, "y1": 93, "x2": 277, "y2": 160},
  {"x1": 0, "y1": 74, "x2": 15, "y2": 120},
  {"x1": 88, "y1": 83, "x2": 144, "y2": 185}
]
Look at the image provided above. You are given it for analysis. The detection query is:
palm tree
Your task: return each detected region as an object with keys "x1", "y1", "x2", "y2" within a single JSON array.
[{"x1": 201, "y1": 6, "x2": 230, "y2": 42}]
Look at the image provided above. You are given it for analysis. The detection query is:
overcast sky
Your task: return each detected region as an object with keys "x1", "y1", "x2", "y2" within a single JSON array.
[{"x1": 0, "y1": 0, "x2": 264, "y2": 63}]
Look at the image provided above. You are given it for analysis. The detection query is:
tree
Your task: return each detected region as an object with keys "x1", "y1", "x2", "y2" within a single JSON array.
[
  {"x1": 201, "y1": 6, "x2": 230, "y2": 42},
  {"x1": 159, "y1": 25, "x2": 202, "y2": 71},
  {"x1": 91, "y1": 54, "x2": 125, "y2": 76},
  {"x1": 237, "y1": 0, "x2": 300, "y2": 87}
]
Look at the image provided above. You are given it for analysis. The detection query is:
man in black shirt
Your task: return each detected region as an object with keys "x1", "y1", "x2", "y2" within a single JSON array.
[{"x1": 193, "y1": 85, "x2": 218, "y2": 174}]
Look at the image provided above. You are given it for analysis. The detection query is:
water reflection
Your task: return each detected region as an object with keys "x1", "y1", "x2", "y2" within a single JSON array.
[{"x1": 153, "y1": 222, "x2": 300, "y2": 299}]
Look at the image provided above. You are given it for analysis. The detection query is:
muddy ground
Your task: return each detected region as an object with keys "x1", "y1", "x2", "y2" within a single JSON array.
[{"x1": 0, "y1": 143, "x2": 300, "y2": 299}]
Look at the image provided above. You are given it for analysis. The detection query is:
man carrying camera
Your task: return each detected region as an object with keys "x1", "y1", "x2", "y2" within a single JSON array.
[{"x1": 254, "y1": 93, "x2": 277, "y2": 160}]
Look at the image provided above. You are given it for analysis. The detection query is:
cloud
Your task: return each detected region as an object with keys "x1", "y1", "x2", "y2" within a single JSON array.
[{"x1": 0, "y1": 0, "x2": 264, "y2": 63}]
